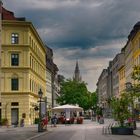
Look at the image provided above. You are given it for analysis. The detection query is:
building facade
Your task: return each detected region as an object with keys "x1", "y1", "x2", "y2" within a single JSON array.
[
  {"x1": 118, "y1": 51, "x2": 125, "y2": 95},
  {"x1": 96, "y1": 69, "x2": 110, "y2": 116},
  {"x1": 53, "y1": 73, "x2": 60, "y2": 107},
  {"x1": 128, "y1": 22, "x2": 140, "y2": 110},
  {"x1": 46, "y1": 46, "x2": 60, "y2": 109},
  {"x1": 96, "y1": 21, "x2": 140, "y2": 119},
  {"x1": 124, "y1": 41, "x2": 133, "y2": 84},
  {"x1": 110, "y1": 54, "x2": 119, "y2": 97},
  {"x1": 46, "y1": 47, "x2": 53, "y2": 111},
  {"x1": 0, "y1": 7, "x2": 46, "y2": 125}
]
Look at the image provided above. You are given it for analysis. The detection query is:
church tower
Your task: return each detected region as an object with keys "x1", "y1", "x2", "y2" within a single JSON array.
[{"x1": 73, "y1": 61, "x2": 82, "y2": 82}]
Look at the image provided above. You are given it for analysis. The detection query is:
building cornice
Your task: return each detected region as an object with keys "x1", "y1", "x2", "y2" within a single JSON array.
[{"x1": 2, "y1": 20, "x2": 46, "y2": 53}]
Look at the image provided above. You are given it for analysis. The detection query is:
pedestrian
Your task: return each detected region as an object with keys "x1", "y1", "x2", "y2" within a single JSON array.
[
  {"x1": 52, "y1": 114, "x2": 57, "y2": 127},
  {"x1": 99, "y1": 116, "x2": 104, "y2": 124},
  {"x1": 97, "y1": 115, "x2": 100, "y2": 122},
  {"x1": 20, "y1": 118, "x2": 24, "y2": 127}
]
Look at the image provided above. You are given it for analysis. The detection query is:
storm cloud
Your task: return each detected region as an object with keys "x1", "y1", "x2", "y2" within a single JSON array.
[{"x1": 3, "y1": 0, "x2": 140, "y2": 91}]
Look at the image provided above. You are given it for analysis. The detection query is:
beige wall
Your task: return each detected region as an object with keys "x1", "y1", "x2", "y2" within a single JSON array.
[
  {"x1": 1, "y1": 20, "x2": 46, "y2": 125},
  {"x1": 119, "y1": 66, "x2": 125, "y2": 96}
]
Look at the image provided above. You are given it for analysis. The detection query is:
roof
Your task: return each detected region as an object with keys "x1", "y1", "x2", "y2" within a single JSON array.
[
  {"x1": 128, "y1": 22, "x2": 140, "y2": 41},
  {"x1": 1, "y1": 6, "x2": 25, "y2": 21}
]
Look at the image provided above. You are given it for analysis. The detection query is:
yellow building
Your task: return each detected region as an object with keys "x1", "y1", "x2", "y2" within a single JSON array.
[
  {"x1": 0, "y1": 7, "x2": 46, "y2": 125},
  {"x1": 127, "y1": 22, "x2": 140, "y2": 81},
  {"x1": 131, "y1": 23, "x2": 140, "y2": 111},
  {"x1": 131, "y1": 32, "x2": 140, "y2": 68},
  {"x1": 125, "y1": 22, "x2": 140, "y2": 120},
  {"x1": 118, "y1": 65, "x2": 125, "y2": 96}
]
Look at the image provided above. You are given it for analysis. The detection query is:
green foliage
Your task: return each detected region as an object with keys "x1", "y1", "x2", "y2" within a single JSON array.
[
  {"x1": 132, "y1": 65, "x2": 140, "y2": 82},
  {"x1": 88, "y1": 92, "x2": 98, "y2": 110},
  {"x1": 111, "y1": 93, "x2": 132, "y2": 127},
  {"x1": 1, "y1": 118, "x2": 8, "y2": 125},
  {"x1": 96, "y1": 107, "x2": 103, "y2": 116},
  {"x1": 34, "y1": 118, "x2": 39, "y2": 124},
  {"x1": 57, "y1": 79, "x2": 98, "y2": 111},
  {"x1": 131, "y1": 65, "x2": 140, "y2": 97}
]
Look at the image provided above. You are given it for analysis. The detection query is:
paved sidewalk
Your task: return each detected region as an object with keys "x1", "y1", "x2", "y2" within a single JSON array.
[
  {"x1": 134, "y1": 122, "x2": 140, "y2": 137},
  {"x1": 0, "y1": 120, "x2": 140, "y2": 139},
  {"x1": 0, "y1": 124, "x2": 52, "y2": 140}
]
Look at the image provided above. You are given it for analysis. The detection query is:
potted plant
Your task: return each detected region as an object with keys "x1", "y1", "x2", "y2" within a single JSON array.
[
  {"x1": 110, "y1": 93, "x2": 133, "y2": 135},
  {"x1": 1, "y1": 118, "x2": 8, "y2": 126}
]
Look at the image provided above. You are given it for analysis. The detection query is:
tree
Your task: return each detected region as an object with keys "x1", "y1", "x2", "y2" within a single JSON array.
[
  {"x1": 57, "y1": 79, "x2": 90, "y2": 110},
  {"x1": 131, "y1": 65, "x2": 140, "y2": 98},
  {"x1": 132, "y1": 65, "x2": 140, "y2": 82},
  {"x1": 87, "y1": 91, "x2": 98, "y2": 113},
  {"x1": 111, "y1": 93, "x2": 132, "y2": 127}
]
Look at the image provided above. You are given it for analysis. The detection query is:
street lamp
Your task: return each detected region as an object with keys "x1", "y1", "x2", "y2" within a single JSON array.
[
  {"x1": 38, "y1": 88, "x2": 43, "y2": 132},
  {"x1": 125, "y1": 82, "x2": 136, "y2": 130}
]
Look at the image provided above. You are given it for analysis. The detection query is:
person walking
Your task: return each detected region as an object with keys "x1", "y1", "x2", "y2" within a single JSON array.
[{"x1": 51, "y1": 114, "x2": 57, "y2": 127}]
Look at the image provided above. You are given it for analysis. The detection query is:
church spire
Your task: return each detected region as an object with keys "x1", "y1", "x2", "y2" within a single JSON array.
[
  {"x1": 75, "y1": 60, "x2": 79, "y2": 73},
  {"x1": 73, "y1": 60, "x2": 82, "y2": 82}
]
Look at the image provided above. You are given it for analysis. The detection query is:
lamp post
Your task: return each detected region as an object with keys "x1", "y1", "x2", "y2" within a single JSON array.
[
  {"x1": 38, "y1": 88, "x2": 43, "y2": 132},
  {"x1": 125, "y1": 82, "x2": 136, "y2": 130},
  {"x1": 0, "y1": 0, "x2": 3, "y2": 104}
]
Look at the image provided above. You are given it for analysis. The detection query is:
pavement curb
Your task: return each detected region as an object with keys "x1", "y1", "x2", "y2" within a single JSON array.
[
  {"x1": 133, "y1": 130, "x2": 140, "y2": 137},
  {"x1": 26, "y1": 130, "x2": 52, "y2": 140}
]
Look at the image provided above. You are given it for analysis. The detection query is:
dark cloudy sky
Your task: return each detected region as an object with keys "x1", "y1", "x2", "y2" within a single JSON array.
[{"x1": 3, "y1": 0, "x2": 140, "y2": 91}]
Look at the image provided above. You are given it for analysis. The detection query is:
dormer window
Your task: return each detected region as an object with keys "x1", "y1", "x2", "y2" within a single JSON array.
[{"x1": 11, "y1": 33, "x2": 19, "y2": 44}]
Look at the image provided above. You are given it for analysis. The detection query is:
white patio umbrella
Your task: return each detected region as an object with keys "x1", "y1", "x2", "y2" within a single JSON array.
[{"x1": 52, "y1": 104, "x2": 83, "y2": 112}]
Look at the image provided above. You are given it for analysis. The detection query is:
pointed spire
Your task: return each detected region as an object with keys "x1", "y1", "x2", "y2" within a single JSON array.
[
  {"x1": 73, "y1": 60, "x2": 82, "y2": 82},
  {"x1": 75, "y1": 60, "x2": 79, "y2": 73}
]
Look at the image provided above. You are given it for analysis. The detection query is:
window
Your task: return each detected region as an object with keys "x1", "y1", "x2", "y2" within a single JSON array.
[
  {"x1": 11, "y1": 33, "x2": 19, "y2": 44},
  {"x1": 11, "y1": 54, "x2": 19, "y2": 66},
  {"x1": 11, "y1": 102, "x2": 19, "y2": 106},
  {"x1": 11, "y1": 78, "x2": 19, "y2": 90}
]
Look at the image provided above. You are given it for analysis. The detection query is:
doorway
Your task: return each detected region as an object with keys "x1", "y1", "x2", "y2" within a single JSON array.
[{"x1": 11, "y1": 108, "x2": 19, "y2": 125}]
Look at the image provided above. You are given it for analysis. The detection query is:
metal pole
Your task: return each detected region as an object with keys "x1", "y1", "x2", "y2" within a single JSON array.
[
  {"x1": 132, "y1": 88, "x2": 136, "y2": 130},
  {"x1": 38, "y1": 97, "x2": 43, "y2": 132},
  {"x1": 0, "y1": 0, "x2": 2, "y2": 104}
]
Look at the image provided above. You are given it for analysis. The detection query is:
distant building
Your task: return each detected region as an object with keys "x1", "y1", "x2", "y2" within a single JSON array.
[
  {"x1": 118, "y1": 50, "x2": 125, "y2": 95},
  {"x1": 45, "y1": 46, "x2": 60, "y2": 108},
  {"x1": 110, "y1": 53, "x2": 124, "y2": 97},
  {"x1": 73, "y1": 61, "x2": 82, "y2": 82},
  {"x1": 53, "y1": 72, "x2": 60, "y2": 107},
  {"x1": 96, "y1": 21, "x2": 140, "y2": 119},
  {"x1": 96, "y1": 69, "x2": 109, "y2": 116},
  {"x1": 45, "y1": 46, "x2": 53, "y2": 111},
  {"x1": 124, "y1": 41, "x2": 133, "y2": 84}
]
